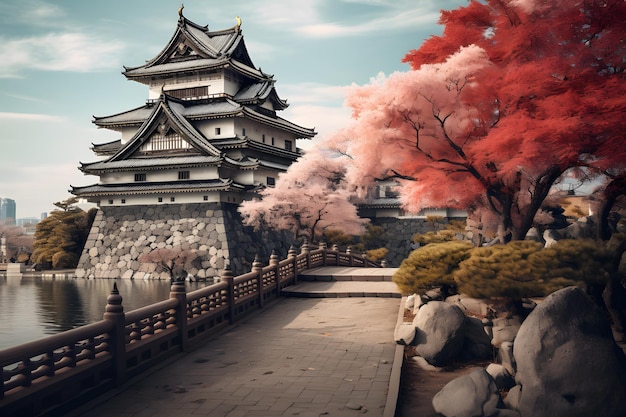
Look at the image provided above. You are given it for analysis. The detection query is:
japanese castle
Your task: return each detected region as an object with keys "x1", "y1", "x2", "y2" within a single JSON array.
[
  {"x1": 72, "y1": 9, "x2": 315, "y2": 280},
  {"x1": 72, "y1": 9, "x2": 315, "y2": 207}
]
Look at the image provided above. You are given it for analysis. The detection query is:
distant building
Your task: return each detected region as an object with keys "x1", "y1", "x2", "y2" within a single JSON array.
[
  {"x1": 358, "y1": 180, "x2": 467, "y2": 219},
  {"x1": 0, "y1": 198, "x2": 16, "y2": 225}
]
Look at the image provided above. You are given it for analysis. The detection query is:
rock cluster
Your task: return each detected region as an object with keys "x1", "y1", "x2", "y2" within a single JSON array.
[
  {"x1": 398, "y1": 287, "x2": 626, "y2": 417},
  {"x1": 75, "y1": 203, "x2": 295, "y2": 279}
]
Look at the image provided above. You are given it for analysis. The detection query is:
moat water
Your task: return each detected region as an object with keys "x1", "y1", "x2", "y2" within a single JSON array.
[{"x1": 0, "y1": 273, "x2": 212, "y2": 350}]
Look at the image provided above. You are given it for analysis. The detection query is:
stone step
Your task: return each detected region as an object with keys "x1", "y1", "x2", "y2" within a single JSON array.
[
  {"x1": 282, "y1": 281, "x2": 402, "y2": 298},
  {"x1": 298, "y1": 266, "x2": 399, "y2": 282}
]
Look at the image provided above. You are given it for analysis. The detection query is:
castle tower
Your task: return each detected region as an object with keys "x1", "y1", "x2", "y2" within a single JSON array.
[{"x1": 73, "y1": 10, "x2": 315, "y2": 279}]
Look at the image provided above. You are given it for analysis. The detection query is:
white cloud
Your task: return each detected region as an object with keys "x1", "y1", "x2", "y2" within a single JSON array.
[
  {"x1": 0, "y1": 112, "x2": 65, "y2": 122},
  {"x1": 279, "y1": 82, "x2": 349, "y2": 105},
  {"x1": 295, "y1": 7, "x2": 442, "y2": 38},
  {"x1": 0, "y1": 32, "x2": 125, "y2": 78}
]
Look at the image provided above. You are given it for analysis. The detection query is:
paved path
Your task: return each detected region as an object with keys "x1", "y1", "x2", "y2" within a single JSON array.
[{"x1": 73, "y1": 295, "x2": 402, "y2": 417}]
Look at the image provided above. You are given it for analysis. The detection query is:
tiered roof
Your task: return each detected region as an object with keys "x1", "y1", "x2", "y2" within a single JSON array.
[{"x1": 72, "y1": 10, "x2": 314, "y2": 200}]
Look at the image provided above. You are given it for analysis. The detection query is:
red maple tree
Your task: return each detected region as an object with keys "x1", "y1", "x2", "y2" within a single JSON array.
[{"x1": 328, "y1": 0, "x2": 625, "y2": 241}]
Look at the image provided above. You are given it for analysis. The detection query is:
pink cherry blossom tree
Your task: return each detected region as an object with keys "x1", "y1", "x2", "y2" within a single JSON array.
[{"x1": 238, "y1": 147, "x2": 367, "y2": 243}]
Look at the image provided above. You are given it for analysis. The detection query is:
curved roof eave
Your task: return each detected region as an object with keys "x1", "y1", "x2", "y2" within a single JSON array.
[{"x1": 242, "y1": 107, "x2": 316, "y2": 138}]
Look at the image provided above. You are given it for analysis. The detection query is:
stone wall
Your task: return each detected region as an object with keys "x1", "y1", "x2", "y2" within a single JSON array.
[
  {"x1": 371, "y1": 217, "x2": 461, "y2": 267},
  {"x1": 75, "y1": 203, "x2": 296, "y2": 280}
]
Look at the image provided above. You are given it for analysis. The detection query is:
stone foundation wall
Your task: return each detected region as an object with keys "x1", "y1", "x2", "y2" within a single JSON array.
[{"x1": 75, "y1": 203, "x2": 296, "y2": 280}]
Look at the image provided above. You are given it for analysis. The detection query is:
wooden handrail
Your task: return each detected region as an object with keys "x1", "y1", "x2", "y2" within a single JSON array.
[{"x1": 0, "y1": 246, "x2": 379, "y2": 416}]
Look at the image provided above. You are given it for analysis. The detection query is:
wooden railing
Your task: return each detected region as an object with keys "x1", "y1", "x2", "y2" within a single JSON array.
[{"x1": 0, "y1": 243, "x2": 379, "y2": 417}]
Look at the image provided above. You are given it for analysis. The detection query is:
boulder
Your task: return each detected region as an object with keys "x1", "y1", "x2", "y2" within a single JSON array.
[
  {"x1": 445, "y1": 293, "x2": 491, "y2": 317},
  {"x1": 491, "y1": 316, "x2": 522, "y2": 347},
  {"x1": 525, "y1": 227, "x2": 542, "y2": 242},
  {"x1": 513, "y1": 286, "x2": 626, "y2": 417},
  {"x1": 432, "y1": 368, "x2": 504, "y2": 417},
  {"x1": 461, "y1": 316, "x2": 493, "y2": 361},
  {"x1": 486, "y1": 363, "x2": 515, "y2": 391},
  {"x1": 394, "y1": 323, "x2": 416, "y2": 346},
  {"x1": 542, "y1": 229, "x2": 560, "y2": 248},
  {"x1": 498, "y1": 341, "x2": 516, "y2": 376},
  {"x1": 413, "y1": 301, "x2": 466, "y2": 366}
]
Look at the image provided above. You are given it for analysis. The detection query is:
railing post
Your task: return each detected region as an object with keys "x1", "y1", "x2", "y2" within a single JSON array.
[
  {"x1": 221, "y1": 267, "x2": 235, "y2": 324},
  {"x1": 301, "y1": 240, "x2": 311, "y2": 269},
  {"x1": 169, "y1": 280, "x2": 188, "y2": 352},
  {"x1": 288, "y1": 245, "x2": 298, "y2": 284},
  {"x1": 346, "y1": 246, "x2": 354, "y2": 266},
  {"x1": 270, "y1": 250, "x2": 280, "y2": 297},
  {"x1": 319, "y1": 241, "x2": 327, "y2": 266},
  {"x1": 103, "y1": 282, "x2": 126, "y2": 386},
  {"x1": 252, "y1": 255, "x2": 264, "y2": 308}
]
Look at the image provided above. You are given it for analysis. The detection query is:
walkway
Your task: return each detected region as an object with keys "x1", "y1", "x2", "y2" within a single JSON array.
[{"x1": 70, "y1": 278, "x2": 404, "y2": 417}]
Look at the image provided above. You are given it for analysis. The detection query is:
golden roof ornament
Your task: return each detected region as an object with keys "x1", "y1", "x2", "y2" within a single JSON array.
[
  {"x1": 236, "y1": 16, "x2": 242, "y2": 29},
  {"x1": 178, "y1": 4, "x2": 184, "y2": 17}
]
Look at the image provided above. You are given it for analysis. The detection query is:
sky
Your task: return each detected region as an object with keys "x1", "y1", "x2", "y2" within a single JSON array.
[{"x1": 0, "y1": 0, "x2": 466, "y2": 219}]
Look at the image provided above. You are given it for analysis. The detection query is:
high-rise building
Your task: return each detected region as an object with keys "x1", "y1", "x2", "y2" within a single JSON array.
[{"x1": 0, "y1": 198, "x2": 16, "y2": 225}]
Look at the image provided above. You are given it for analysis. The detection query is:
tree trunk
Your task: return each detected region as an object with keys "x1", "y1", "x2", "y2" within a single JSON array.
[
  {"x1": 602, "y1": 237, "x2": 626, "y2": 342},
  {"x1": 598, "y1": 176, "x2": 626, "y2": 241},
  {"x1": 513, "y1": 166, "x2": 562, "y2": 241}
]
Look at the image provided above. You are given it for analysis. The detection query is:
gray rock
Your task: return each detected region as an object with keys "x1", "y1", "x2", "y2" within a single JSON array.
[
  {"x1": 542, "y1": 229, "x2": 560, "y2": 248},
  {"x1": 504, "y1": 384, "x2": 522, "y2": 411},
  {"x1": 486, "y1": 363, "x2": 515, "y2": 391},
  {"x1": 491, "y1": 316, "x2": 522, "y2": 347},
  {"x1": 394, "y1": 323, "x2": 416, "y2": 346},
  {"x1": 525, "y1": 227, "x2": 542, "y2": 242},
  {"x1": 461, "y1": 316, "x2": 493, "y2": 361},
  {"x1": 498, "y1": 341, "x2": 516, "y2": 376},
  {"x1": 413, "y1": 301, "x2": 466, "y2": 366},
  {"x1": 446, "y1": 294, "x2": 491, "y2": 317},
  {"x1": 432, "y1": 368, "x2": 503, "y2": 417},
  {"x1": 513, "y1": 286, "x2": 626, "y2": 417},
  {"x1": 411, "y1": 355, "x2": 442, "y2": 372}
]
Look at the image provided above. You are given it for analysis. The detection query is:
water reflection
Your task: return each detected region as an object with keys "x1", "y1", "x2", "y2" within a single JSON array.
[{"x1": 0, "y1": 274, "x2": 211, "y2": 350}]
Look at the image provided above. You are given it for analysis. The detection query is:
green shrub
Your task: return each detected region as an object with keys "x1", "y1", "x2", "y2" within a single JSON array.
[
  {"x1": 453, "y1": 241, "x2": 553, "y2": 301},
  {"x1": 366, "y1": 247, "x2": 388, "y2": 262},
  {"x1": 454, "y1": 239, "x2": 612, "y2": 304},
  {"x1": 52, "y1": 252, "x2": 79, "y2": 269},
  {"x1": 393, "y1": 241, "x2": 474, "y2": 295}
]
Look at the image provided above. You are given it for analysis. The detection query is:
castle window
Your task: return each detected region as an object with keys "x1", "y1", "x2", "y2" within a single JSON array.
[
  {"x1": 262, "y1": 134, "x2": 266, "y2": 143},
  {"x1": 215, "y1": 127, "x2": 221, "y2": 135},
  {"x1": 267, "y1": 177, "x2": 276, "y2": 187},
  {"x1": 178, "y1": 170, "x2": 190, "y2": 180},
  {"x1": 242, "y1": 128, "x2": 246, "y2": 136},
  {"x1": 170, "y1": 197, "x2": 175, "y2": 202},
  {"x1": 167, "y1": 86, "x2": 208, "y2": 100},
  {"x1": 108, "y1": 199, "x2": 114, "y2": 204},
  {"x1": 121, "y1": 199, "x2": 126, "y2": 204},
  {"x1": 142, "y1": 131, "x2": 190, "y2": 152},
  {"x1": 271, "y1": 137, "x2": 275, "y2": 145},
  {"x1": 203, "y1": 195, "x2": 208, "y2": 201},
  {"x1": 158, "y1": 197, "x2": 163, "y2": 202},
  {"x1": 135, "y1": 173, "x2": 146, "y2": 182},
  {"x1": 285, "y1": 140, "x2": 293, "y2": 151}
]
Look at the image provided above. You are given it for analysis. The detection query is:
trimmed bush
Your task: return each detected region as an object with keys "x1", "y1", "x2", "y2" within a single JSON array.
[
  {"x1": 393, "y1": 241, "x2": 474, "y2": 295},
  {"x1": 454, "y1": 240, "x2": 613, "y2": 304}
]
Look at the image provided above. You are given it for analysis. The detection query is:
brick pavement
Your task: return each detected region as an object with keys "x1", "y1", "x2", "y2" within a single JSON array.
[{"x1": 73, "y1": 296, "x2": 401, "y2": 417}]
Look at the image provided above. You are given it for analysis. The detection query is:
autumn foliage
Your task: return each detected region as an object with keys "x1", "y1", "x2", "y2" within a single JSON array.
[
  {"x1": 325, "y1": 0, "x2": 625, "y2": 240},
  {"x1": 239, "y1": 0, "x2": 625, "y2": 244}
]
